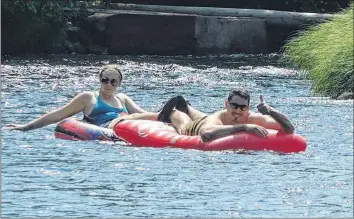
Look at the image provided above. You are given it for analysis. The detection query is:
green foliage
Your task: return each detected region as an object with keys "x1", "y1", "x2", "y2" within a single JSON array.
[
  {"x1": 1, "y1": 0, "x2": 80, "y2": 54},
  {"x1": 283, "y1": 4, "x2": 354, "y2": 98}
]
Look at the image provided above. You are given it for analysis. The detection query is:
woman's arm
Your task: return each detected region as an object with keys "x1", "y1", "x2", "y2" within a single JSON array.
[
  {"x1": 118, "y1": 93, "x2": 147, "y2": 114},
  {"x1": 108, "y1": 112, "x2": 158, "y2": 129},
  {"x1": 5, "y1": 92, "x2": 89, "y2": 131}
]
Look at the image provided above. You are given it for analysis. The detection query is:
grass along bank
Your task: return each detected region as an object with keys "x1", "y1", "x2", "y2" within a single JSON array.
[{"x1": 282, "y1": 4, "x2": 353, "y2": 99}]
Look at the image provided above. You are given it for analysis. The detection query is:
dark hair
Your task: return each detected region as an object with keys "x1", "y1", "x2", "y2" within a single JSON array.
[
  {"x1": 99, "y1": 65, "x2": 123, "y2": 82},
  {"x1": 228, "y1": 88, "x2": 250, "y2": 105}
]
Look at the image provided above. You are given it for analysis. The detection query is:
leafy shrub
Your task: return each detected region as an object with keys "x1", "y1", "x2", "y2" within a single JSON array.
[
  {"x1": 2, "y1": 0, "x2": 77, "y2": 54},
  {"x1": 283, "y1": 4, "x2": 353, "y2": 98}
]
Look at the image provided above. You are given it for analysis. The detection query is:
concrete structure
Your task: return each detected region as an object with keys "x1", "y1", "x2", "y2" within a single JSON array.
[
  {"x1": 64, "y1": 4, "x2": 332, "y2": 55},
  {"x1": 104, "y1": 12, "x2": 267, "y2": 55},
  {"x1": 195, "y1": 17, "x2": 266, "y2": 54},
  {"x1": 106, "y1": 13, "x2": 196, "y2": 55}
]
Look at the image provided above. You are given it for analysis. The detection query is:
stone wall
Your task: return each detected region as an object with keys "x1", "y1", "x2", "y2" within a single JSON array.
[
  {"x1": 67, "y1": 11, "x2": 268, "y2": 55},
  {"x1": 106, "y1": 13, "x2": 196, "y2": 55},
  {"x1": 64, "y1": 5, "x2": 331, "y2": 55},
  {"x1": 195, "y1": 17, "x2": 266, "y2": 54}
]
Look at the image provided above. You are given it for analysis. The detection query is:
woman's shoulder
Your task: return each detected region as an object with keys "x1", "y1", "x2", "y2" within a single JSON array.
[
  {"x1": 116, "y1": 92, "x2": 127, "y2": 97},
  {"x1": 74, "y1": 91, "x2": 96, "y2": 100},
  {"x1": 77, "y1": 91, "x2": 95, "y2": 96},
  {"x1": 116, "y1": 93, "x2": 129, "y2": 100}
]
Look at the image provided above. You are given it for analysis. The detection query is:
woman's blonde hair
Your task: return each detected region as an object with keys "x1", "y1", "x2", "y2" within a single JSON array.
[{"x1": 99, "y1": 65, "x2": 123, "y2": 82}]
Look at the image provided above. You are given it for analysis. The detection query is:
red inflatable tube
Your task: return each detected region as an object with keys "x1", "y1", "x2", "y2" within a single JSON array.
[
  {"x1": 54, "y1": 118, "x2": 120, "y2": 141},
  {"x1": 114, "y1": 120, "x2": 307, "y2": 153}
]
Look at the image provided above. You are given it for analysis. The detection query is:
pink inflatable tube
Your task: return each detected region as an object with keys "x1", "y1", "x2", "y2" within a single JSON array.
[{"x1": 114, "y1": 120, "x2": 307, "y2": 153}]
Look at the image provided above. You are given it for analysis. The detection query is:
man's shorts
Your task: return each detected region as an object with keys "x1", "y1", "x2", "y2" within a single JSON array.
[{"x1": 183, "y1": 116, "x2": 208, "y2": 136}]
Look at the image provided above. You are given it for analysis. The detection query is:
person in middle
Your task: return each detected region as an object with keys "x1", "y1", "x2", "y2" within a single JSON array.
[{"x1": 111, "y1": 88, "x2": 295, "y2": 142}]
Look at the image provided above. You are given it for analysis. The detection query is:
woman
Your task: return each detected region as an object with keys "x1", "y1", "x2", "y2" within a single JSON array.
[{"x1": 5, "y1": 65, "x2": 157, "y2": 131}]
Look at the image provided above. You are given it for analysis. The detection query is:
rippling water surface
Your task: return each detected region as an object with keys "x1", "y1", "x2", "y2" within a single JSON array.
[{"x1": 1, "y1": 54, "x2": 353, "y2": 217}]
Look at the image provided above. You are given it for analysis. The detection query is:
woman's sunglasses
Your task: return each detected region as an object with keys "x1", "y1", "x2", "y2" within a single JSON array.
[
  {"x1": 229, "y1": 102, "x2": 248, "y2": 111},
  {"x1": 101, "y1": 77, "x2": 119, "y2": 87}
]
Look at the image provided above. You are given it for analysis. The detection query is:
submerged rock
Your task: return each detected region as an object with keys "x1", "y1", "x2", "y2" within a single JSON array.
[{"x1": 337, "y1": 92, "x2": 353, "y2": 100}]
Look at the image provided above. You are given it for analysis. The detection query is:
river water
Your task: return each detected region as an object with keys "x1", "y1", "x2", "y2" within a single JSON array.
[{"x1": 1, "y1": 54, "x2": 353, "y2": 217}]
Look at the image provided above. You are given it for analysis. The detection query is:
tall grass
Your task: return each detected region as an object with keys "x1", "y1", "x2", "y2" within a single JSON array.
[{"x1": 283, "y1": 4, "x2": 353, "y2": 98}]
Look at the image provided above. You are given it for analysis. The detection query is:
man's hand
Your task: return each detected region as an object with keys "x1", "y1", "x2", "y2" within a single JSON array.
[
  {"x1": 257, "y1": 95, "x2": 272, "y2": 115},
  {"x1": 244, "y1": 124, "x2": 269, "y2": 138}
]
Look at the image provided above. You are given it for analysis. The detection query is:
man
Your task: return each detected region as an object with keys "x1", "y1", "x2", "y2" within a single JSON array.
[{"x1": 159, "y1": 88, "x2": 295, "y2": 142}]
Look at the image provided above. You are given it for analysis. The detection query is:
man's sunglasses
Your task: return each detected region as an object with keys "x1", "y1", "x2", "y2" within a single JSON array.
[
  {"x1": 229, "y1": 102, "x2": 248, "y2": 111},
  {"x1": 101, "y1": 77, "x2": 119, "y2": 87}
]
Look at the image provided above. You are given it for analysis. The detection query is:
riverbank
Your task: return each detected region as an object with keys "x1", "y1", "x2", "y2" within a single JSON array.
[
  {"x1": 2, "y1": 2, "x2": 352, "y2": 99},
  {"x1": 283, "y1": 4, "x2": 353, "y2": 99}
]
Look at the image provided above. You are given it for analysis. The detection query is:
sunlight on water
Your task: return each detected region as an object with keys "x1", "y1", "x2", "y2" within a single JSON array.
[{"x1": 1, "y1": 54, "x2": 353, "y2": 217}]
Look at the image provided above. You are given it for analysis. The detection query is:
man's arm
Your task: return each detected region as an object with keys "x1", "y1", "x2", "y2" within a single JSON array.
[
  {"x1": 256, "y1": 95, "x2": 295, "y2": 134},
  {"x1": 199, "y1": 113, "x2": 268, "y2": 142},
  {"x1": 269, "y1": 109, "x2": 295, "y2": 133}
]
